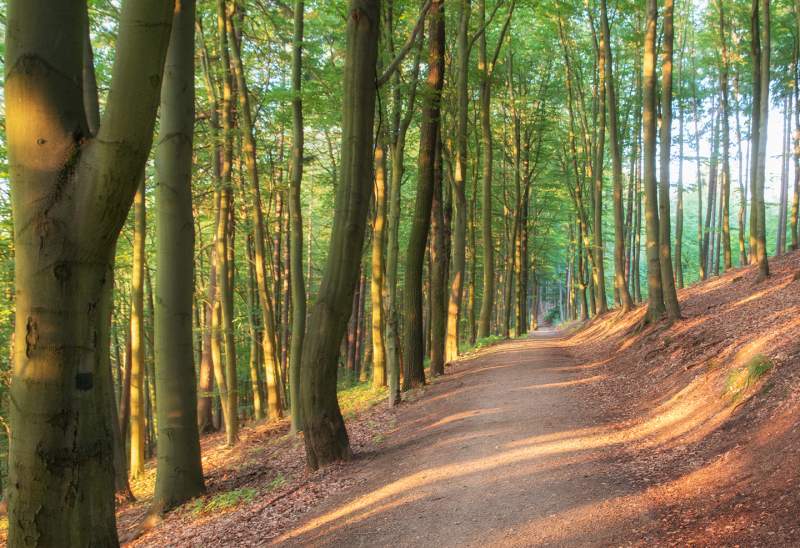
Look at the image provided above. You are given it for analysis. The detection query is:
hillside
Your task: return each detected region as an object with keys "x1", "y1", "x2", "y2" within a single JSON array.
[{"x1": 565, "y1": 250, "x2": 800, "y2": 545}]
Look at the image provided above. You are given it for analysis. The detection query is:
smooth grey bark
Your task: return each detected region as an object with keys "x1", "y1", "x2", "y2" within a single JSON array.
[
  {"x1": 152, "y1": 0, "x2": 205, "y2": 514},
  {"x1": 5, "y1": 0, "x2": 174, "y2": 544}
]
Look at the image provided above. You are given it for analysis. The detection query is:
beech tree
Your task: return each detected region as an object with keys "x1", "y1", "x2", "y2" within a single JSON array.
[
  {"x1": 299, "y1": 0, "x2": 380, "y2": 470},
  {"x1": 5, "y1": 0, "x2": 174, "y2": 543}
]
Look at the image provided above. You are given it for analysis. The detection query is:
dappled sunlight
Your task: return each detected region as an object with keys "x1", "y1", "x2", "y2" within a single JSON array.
[
  {"x1": 510, "y1": 374, "x2": 607, "y2": 390},
  {"x1": 421, "y1": 408, "x2": 502, "y2": 431}
]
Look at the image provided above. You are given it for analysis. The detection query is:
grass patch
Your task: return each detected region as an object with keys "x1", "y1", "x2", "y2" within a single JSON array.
[
  {"x1": 473, "y1": 335, "x2": 504, "y2": 351},
  {"x1": 267, "y1": 472, "x2": 287, "y2": 491},
  {"x1": 725, "y1": 354, "x2": 774, "y2": 402},
  {"x1": 191, "y1": 487, "x2": 257, "y2": 515},
  {"x1": 336, "y1": 378, "x2": 388, "y2": 419}
]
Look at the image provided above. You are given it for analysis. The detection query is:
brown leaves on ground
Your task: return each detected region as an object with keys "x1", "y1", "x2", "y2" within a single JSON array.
[
  {"x1": 567, "y1": 251, "x2": 800, "y2": 545},
  {"x1": 118, "y1": 390, "x2": 398, "y2": 547}
]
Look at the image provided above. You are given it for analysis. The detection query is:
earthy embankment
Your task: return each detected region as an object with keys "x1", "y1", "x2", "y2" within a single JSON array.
[{"x1": 121, "y1": 251, "x2": 800, "y2": 546}]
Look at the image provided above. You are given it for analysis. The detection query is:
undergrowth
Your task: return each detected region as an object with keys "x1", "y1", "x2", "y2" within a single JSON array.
[
  {"x1": 473, "y1": 335, "x2": 504, "y2": 350},
  {"x1": 725, "y1": 354, "x2": 774, "y2": 402},
  {"x1": 336, "y1": 377, "x2": 388, "y2": 420},
  {"x1": 191, "y1": 487, "x2": 257, "y2": 515}
]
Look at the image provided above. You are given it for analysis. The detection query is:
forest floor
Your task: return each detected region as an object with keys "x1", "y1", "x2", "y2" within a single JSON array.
[
  {"x1": 125, "y1": 251, "x2": 800, "y2": 547},
  {"x1": 6, "y1": 252, "x2": 800, "y2": 546}
]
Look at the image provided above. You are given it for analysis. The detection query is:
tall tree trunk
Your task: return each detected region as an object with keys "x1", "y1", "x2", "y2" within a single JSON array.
[
  {"x1": 778, "y1": 97, "x2": 791, "y2": 255},
  {"x1": 152, "y1": 0, "x2": 205, "y2": 512},
  {"x1": 430, "y1": 130, "x2": 447, "y2": 377},
  {"x1": 246, "y1": 240, "x2": 265, "y2": 420},
  {"x1": 299, "y1": 0, "x2": 380, "y2": 470},
  {"x1": 384, "y1": 2, "x2": 422, "y2": 406},
  {"x1": 5, "y1": 0, "x2": 173, "y2": 543},
  {"x1": 130, "y1": 178, "x2": 147, "y2": 479},
  {"x1": 197, "y1": 254, "x2": 216, "y2": 433},
  {"x1": 227, "y1": 1, "x2": 283, "y2": 423},
  {"x1": 675, "y1": 82, "x2": 685, "y2": 288},
  {"x1": 600, "y1": 0, "x2": 633, "y2": 312},
  {"x1": 658, "y1": 0, "x2": 681, "y2": 320},
  {"x1": 288, "y1": 0, "x2": 307, "y2": 429},
  {"x1": 216, "y1": 0, "x2": 238, "y2": 445},
  {"x1": 793, "y1": 49, "x2": 800, "y2": 251},
  {"x1": 643, "y1": 0, "x2": 665, "y2": 322},
  {"x1": 477, "y1": 0, "x2": 494, "y2": 340},
  {"x1": 592, "y1": 21, "x2": 608, "y2": 315},
  {"x1": 403, "y1": 0, "x2": 445, "y2": 390},
  {"x1": 750, "y1": 0, "x2": 770, "y2": 278},
  {"x1": 446, "y1": 0, "x2": 470, "y2": 363},
  {"x1": 718, "y1": 0, "x2": 733, "y2": 270},
  {"x1": 371, "y1": 141, "x2": 388, "y2": 387}
]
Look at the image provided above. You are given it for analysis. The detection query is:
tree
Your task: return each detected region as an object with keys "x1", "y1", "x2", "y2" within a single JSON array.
[
  {"x1": 600, "y1": 0, "x2": 634, "y2": 313},
  {"x1": 288, "y1": 0, "x2": 308, "y2": 429},
  {"x1": 299, "y1": 0, "x2": 380, "y2": 470},
  {"x1": 152, "y1": 0, "x2": 205, "y2": 514},
  {"x1": 130, "y1": 178, "x2": 147, "y2": 479},
  {"x1": 5, "y1": 0, "x2": 174, "y2": 543},
  {"x1": 658, "y1": 0, "x2": 682, "y2": 320},
  {"x1": 445, "y1": 0, "x2": 471, "y2": 363},
  {"x1": 477, "y1": 0, "x2": 515, "y2": 339},
  {"x1": 403, "y1": 0, "x2": 445, "y2": 389},
  {"x1": 643, "y1": 0, "x2": 666, "y2": 322}
]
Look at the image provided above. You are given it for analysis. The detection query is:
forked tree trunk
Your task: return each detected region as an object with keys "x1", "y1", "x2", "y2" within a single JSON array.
[
  {"x1": 299, "y1": 0, "x2": 380, "y2": 470},
  {"x1": 5, "y1": 1, "x2": 173, "y2": 543},
  {"x1": 152, "y1": 0, "x2": 205, "y2": 513}
]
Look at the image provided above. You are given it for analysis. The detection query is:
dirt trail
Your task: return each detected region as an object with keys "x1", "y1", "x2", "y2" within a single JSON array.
[{"x1": 276, "y1": 331, "x2": 656, "y2": 547}]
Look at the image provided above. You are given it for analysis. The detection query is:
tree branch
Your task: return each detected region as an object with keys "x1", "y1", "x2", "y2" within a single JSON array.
[{"x1": 376, "y1": 0, "x2": 432, "y2": 87}]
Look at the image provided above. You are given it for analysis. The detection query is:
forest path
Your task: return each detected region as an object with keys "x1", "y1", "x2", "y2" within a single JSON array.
[{"x1": 277, "y1": 330, "x2": 654, "y2": 547}]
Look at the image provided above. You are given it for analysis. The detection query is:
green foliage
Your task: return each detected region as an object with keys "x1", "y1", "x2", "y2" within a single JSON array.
[
  {"x1": 336, "y1": 379, "x2": 388, "y2": 420},
  {"x1": 473, "y1": 335, "x2": 504, "y2": 350},
  {"x1": 724, "y1": 354, "x2": 774, "y2": 402},
  {"x1": 267, "y1": 472, "x2": 286, "y2": 491},
  {"x1": 190, "y1": 488, "x2": 257, "y2": 515}
]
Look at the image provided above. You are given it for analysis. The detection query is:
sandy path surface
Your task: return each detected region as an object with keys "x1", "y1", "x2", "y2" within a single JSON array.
[{"x1": 276, "y1": 331, "x2": 656, "y2": 547}]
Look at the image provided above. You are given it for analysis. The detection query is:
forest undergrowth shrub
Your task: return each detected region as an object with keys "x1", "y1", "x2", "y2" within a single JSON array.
[
  {"x1": 724, "y1": 354, "x2": 774, "y2": 402},
  {"x1": 191, "y1": 487, "x2": 257, "y2": 515},
  {"x1": 474, "y1": 335, "x2": 503, "y2": 350}
]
